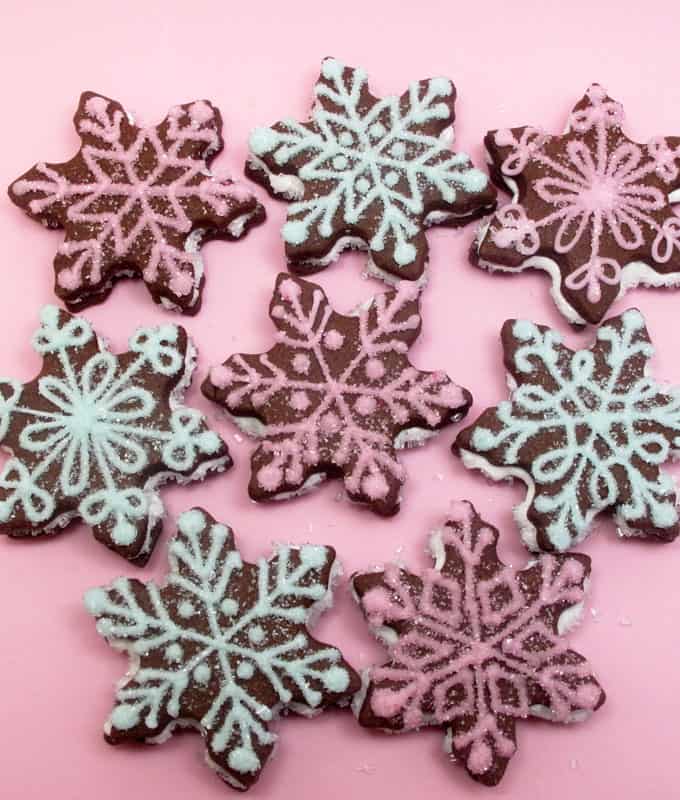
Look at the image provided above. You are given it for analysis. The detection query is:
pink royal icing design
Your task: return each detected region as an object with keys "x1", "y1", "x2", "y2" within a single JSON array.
[
  {"x1": 479, "y1": 84, "x2": 680, "y2": 324},
  {"x1": 353, "y1": 500, "x2": 605, "y2": 786},
  {"x1": 8, "y1": 92, "x2": 264, "y2": 312},
  {"x1": 202, "y1": 274, "x2": 472, "y2": 516}
]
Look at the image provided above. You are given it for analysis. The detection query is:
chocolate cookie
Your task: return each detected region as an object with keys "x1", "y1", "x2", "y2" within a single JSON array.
[
  {"x1": 247, "y1": 57, "x2": 495, "y2": 283},
  {"x1": 455, "y1": 309, "x2": 680, "y2": 551},
  {"x1": 8, "y1": 91, "x2": 265, "y2": 313},
  {"x1": 473, "y1": 84, "x2": 680, "y2": 324},
  {"x1": 0, "y1": 307, "x2": 230, "y2": 564},
  {"x1": 353, "y1": 500, "x2": 605, "y2": 787},
  {"x1": 202, "y1": 274, "x2": 472, "y2": 515},
  {"x1": 85, "y1": 508, "x2": 360, "y2": 790}
]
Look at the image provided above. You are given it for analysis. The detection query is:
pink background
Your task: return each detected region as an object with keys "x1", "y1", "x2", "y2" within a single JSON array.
[{"x1": 1, "y1": 1, "x2": 679, "y2": 797}]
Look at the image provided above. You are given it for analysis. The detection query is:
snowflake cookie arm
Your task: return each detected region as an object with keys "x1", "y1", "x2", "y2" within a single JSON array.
[
  {"x1": 247, "y1": 57, "x2": 495, "y2": 283},
  {"x1": 85, "y1": 508, "x2": 359, "y2": 790},
  {"x1": 8, "y1": 92, "x2": 264, "y2": 314}
]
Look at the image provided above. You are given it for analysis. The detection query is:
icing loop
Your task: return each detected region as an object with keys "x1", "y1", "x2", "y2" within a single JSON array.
[
  {"x1": 490, "y1": 204, "x2": 539, "y2": 255},
  {"x1": 495, "y1": 127, "x2": 547, "y2": 176},
  {"x1": 564, "y1": 258, "x2": 621, "y2": 304},
  {"x1": 85, "y1": 509, "x2": 358, "y2": 789},
  {"x1": 353, "y1": 501, "x2": 604, "y2": 786}
]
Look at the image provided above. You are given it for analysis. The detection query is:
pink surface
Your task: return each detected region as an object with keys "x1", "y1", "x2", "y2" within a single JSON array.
[{"x1": 1, "y1": 2, "x2": 679, "y2": 798}]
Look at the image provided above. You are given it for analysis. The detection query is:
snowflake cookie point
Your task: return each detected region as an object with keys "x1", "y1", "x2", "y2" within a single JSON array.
[
  {"x1": 86, "y1": 508, "x2": 360, "y2": 790},
  {"x1": 8, "y1": 91, "x2": 265, "y2": 313},
  {"x1": 456, "y1": 310, "x2": 680, "y2": 552},
  {"x1": 353, "y1": 501, "x2": 604, "y2": 786},
  {"x1": 245, "y1": 60, "x2": 495, "y2": 283},
  {"x1": 0, "y1": 307, "x2": 231, "y2": 564},
  {"x1": 475, "y1": 86, "x2": 680, "y2": 325},
  {"x1": 202, "y1": 274, "x2": 472, "y2": 516}
]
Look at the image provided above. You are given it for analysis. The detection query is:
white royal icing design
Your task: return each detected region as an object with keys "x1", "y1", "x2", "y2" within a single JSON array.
[
  {"x1": 85, "y1": 509, "x2": 353, "y2": 785},
  {"x1": 249, "y1": 58, "x2": 489, "y2": 269},
  {"x1": 463, "y1": 309, "x2": 680, "y2": 550},
  {"x1": 0, "y1": 307, "x2": 226, "y2": 560}
]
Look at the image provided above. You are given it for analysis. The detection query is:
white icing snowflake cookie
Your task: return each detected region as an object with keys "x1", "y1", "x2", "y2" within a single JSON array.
[
  {"x1": 456, "y1": 309, "x2": 680, "y2": 550},
  {"x1": 0, "y1": 307, "x2": 230, "y2": 564},
  {"x1": 85, "y1": 508, "x2": 360, "y2": 790},
  {"x1": 247, "y1": 57, "x2": 496, "y2": 283}
]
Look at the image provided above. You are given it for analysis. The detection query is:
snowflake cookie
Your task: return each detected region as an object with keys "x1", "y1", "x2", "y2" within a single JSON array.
[
  {"x1": 8, "y1": 92, "x2": 265, "y2": 313},
  {"x1": 353, "y1": 500, "x2": 605, "y2": 787},
  {"x1": 84, "y1": 507, "x2": 360, "y2": 790},
  {"x1": 474, "y1": 84, "x2": 680, "y2": 324},
  {"x1": 0, "y1": 306, "x2": 230, "y2": 564},
  {"x1": 202, "y1": 273, "x2": 472, "y2": 515},
  {"x1": 246, "y1": 57, "x2": 495, "y2": 283},
  {"x1": 455, "y1": 309, "x2": 680, "y2": 551}
]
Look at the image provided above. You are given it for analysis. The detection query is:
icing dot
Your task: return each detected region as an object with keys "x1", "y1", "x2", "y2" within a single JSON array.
[
  {"x1": 467, "y1": 738, "x2": 493, "y2": 775},
  {"x1": 321, "y1": 57, "x2": 344, "y2": 80},
  {"x1": 365, "y1": 358, "x2": 385, "y2": 380},
  {"x1": 279, "y1": 279, "x2": 301, "y2": 301},
  {"x1": 512, "y1": 320, "x2": 535, "y2": 341},
  {"x1": 370, "y1": 122, "x2": 386, "y2": 139},
  {"x1": 292, "y1": 353, "x2": 311, "y2": 374},
  {"x1": 319, "y1": 412, "x2": 341, "y2": 435},
  {"x1": 459, "y1": 169, "x2": 489, "y2": 192},
  {"x1": 384, "y1": 170, "x2": 400, "y2": 187},
  {"x1": 220, "y1": 598, "x2": 239, "y2": 616},
  {"x1": 193, "y1": 663, "x2": 211, "y2": 685},
  {"x1": 248, "y1": 625, "x2": 265, "y2": 644},
  {"x1": 471, "y1": 428, "x2": 496, "y2": 451},
  {"x1": 257, "y1": 464, "x2": 283, "y2": 491},
  {"x1": 110, "y1": 704, "x2": 141, "y2": 731},
  {"x1": 355, "y1": 395, "x2": 377, "y2": 416},
  {"x1": 197, "y1": 431, "x2": 221, "y2": 454},
  {"x1": 236, "y1": 661, "x2": 255, "y2": 680},
  {"x1": 249, "y1": 127, "x2": 279, "y2": 156},
  {"x1": 299, "y1": 544, "x2": 328, "y2": 568},
  {"x1": 291, "y1": 391, "x2": 311, "y2": 412},
  {"x1": 85, "y1": 96, "x2": 108, "y2": 116},
  {"x1": 271, "y1": 304, "x2": 285, "y2": 319},
  {"x1": 228, "y1": 746, "x2": 260, "y2": 774},
  {"x1": 394, "y1": 241, "x2": 417, "y2": 266},
  {"x1": 83, "y1": 588, "x2": 108, "y2": 615},
  {"x1": 356, "y1": 177, "x2": 371, "y2": 194},
  {"x1": 209, "y1": 365, "x2": 233, "y2": 389},
  {"x1": 323, "y1": 329, "x2": 345, "y2": 350},
  {"x1": 575, "y1": 683, "x2": 602, "y2": 709},
  {"x1": 338, "y1": 131, "x2": 353, "y2": 146},
  {"x1": 165, "y1": 643, "x2": 183, "y2": 663},
  {"x1": 332, "y1": 155, "x2": 348, "y2": 170},
  {"x1": 362, "y1": 472, "x2": 389, "y2": 500},
  {"x1": 429, "y1": 77, "x2": 452, "y2": 96},
  {"x1": 282, "y1": 220, "x2": 308, "y2": 245},
  {"x1": 58, "y1": 268, "x2": 80, "y2": 291},
  {"x1": 112, "y1": 519, "x2": 137, "y2": 546},
  {"x1": 390, "y1": 142, "x2": 406, "y2": 159},
  {"x1": 189, "y1": 101, "x2": 214, "y2": 124},
  {"x1": 494, "y1": 128, "x2": 515, "y2": 147},
  {"x1": 178, "y1": 600, "x2": 195, "y2": 618},
  {"x1": 322, "y1": 664, "x2": 350, "y2": 692},
  {"x1": 178, "y1": 508, "x2": 206, "y2": 536}
]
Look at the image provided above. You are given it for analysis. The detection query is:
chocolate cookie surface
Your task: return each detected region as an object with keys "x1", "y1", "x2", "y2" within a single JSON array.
[
  {"x1": 85, "y1": 508, "x2": 360, "y2": 790},
  {"x1": 353, "y1": 500, "x2": 605, "y2": 787},
  {"x1": 474, "y1": 84, "x2": 680, "y2": 324},
  {"x1": 9, "y1": 91, "x2": 265, "y2": 313},
  {"x1": 247, "y1": 57, "x2": 495, "y2": 283},
  {"x1": 202, "y1": 273, "x2": 472, "y2": 515},
  {"x1": 455, "y1": 309, "x2": 680, "y2": 550},
  {"x1": 0, "y1": 307, "x2": 230, "y2": 564}
]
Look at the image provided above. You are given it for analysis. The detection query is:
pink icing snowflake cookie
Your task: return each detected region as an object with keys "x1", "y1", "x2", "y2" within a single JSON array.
[
  {"x1": 202, "y1": 274, "x2": 472, "y2": 515},
  {"x1": 473, "y1": 84, "x2": 680, "y2": 324},
  {"x1": 8, "y1": 91, "x2": 265, "y2": 313},
  {"x1": 246, "y1": 57, "x2": 496, "y2": 284},
  {"x1": 353, "y1": 500, "x2": 605, "y2": 787}
]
